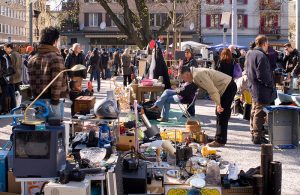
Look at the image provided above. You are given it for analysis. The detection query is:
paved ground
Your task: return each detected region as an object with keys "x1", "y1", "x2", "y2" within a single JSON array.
[{"x1": 0, "y1": 77, "x2": 299, "y2": 194}]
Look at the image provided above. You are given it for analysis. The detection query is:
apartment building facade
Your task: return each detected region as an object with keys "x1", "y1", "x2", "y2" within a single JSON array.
[
  {"x1": 0, "y1": 0, "x2": 27, "y2": 43},
  {"x1": 201, "y1": 0, "x2": 289, "y2": 46},
  {"x1": 61, "y1": 0, "x2": 200, "y2": 52}
]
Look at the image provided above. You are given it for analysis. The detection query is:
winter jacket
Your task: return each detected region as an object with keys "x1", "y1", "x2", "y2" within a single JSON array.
[
  {"x1": 121, "y1": 55, "x2": 132, "y2": 75},
  {"x1": 216, "y1": 60, "x2": 234, "y2": 78},
  {"x1": 101, "y1": 52, "x2": 109, "y2": 69},
  {"x1": 10, "y1": 50, "x2": 22, "y2": 84},
  {"x1": 0, "y1": 50, "x2": 15, "y2": 87},
  {"x1": 177, "y1": 82, "x2": 198, "y2": 104},
  {"x1": 89, "y1": 54, "x2": 101, "y2": 72},
  {"x1": 192, "y1": 67, "x2": 232, "y2": 106},
  {"x1": 246, "y1": 48, "x2": 276, "y2": 104},
  {"x1": 64, "y1": 51, "x2": 86, "y2": 78},
  {"x1": 183, "y1": 58, "x2": 198, "y2": 68},
  {"x1": 28, "y1": 44, "x2": 68, "y2": 104},
  {"x1": 153, "y1": 48, "x2": 171, "y2": 89},
  {"x1": 283, "y1": 49, "x2": 300, "y2": 76}
]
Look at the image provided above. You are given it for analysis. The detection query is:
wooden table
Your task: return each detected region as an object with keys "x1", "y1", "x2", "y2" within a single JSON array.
[{"x1": 136, "y1": 85, "x2": 164, "y2": 103}]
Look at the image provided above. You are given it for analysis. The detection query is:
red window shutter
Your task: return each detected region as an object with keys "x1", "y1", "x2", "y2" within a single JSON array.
[
  {"x1": 274, "y1": 15, "x2": 279, "y2": 26},
  {"x1": 220, "y1": 0, "x2": 224, "y2": 3},
  {"x1": 206, "y1": 0, "x2": 211, "y2": 3},
  {"x1": 230, "y1": 0, "x2": 232, "y2": 4},
  {"x1": 206, "y1": 15, "x2": 211, "y2": 28},
  {"x1": 84, "y1": 13, "x2": 89, "y2": 27},
  {"x1": 219, "y1": 14, "x2": 222, "y2": 28},
  {"x1": 229, "y1": 14, "x2": 232, "y2": 28},
  {"x1": 244, "y1": 0, "x2": 247, "y2": 4},
  {"x1": 244, "y1": 15, "x2": 248, "y2": 28},
  {"x1": 260, "y1": 16, "x2": 265, "y2": 33}
]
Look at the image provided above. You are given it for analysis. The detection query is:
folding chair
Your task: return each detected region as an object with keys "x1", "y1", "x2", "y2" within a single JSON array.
[{"x1": 177, "y1": 88, "x2": 200, "y2": 120}]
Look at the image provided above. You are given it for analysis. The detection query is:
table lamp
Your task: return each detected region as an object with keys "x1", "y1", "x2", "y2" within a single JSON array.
[{"x1": 23, "y1": 64, "x2": 86, "y2": 125}]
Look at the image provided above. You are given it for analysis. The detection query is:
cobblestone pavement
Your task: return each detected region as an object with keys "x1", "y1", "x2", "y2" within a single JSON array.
[{"x1": 0, "y1": 77, "x2": 299, "y2": 194}]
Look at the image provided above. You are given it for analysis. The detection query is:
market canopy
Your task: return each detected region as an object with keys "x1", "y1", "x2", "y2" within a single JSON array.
[
  {"x1": 209, "y1": 43, "x2": 248, "y2": 51},
  {"x1": 169, "y1": 41, "x2": 211, "y2": 51}
]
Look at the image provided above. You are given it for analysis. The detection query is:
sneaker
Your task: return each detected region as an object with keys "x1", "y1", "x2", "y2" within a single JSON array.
[
  {"x1": 252, "y1": 136, "x2": 269, "y2": 144},
  {"x1": 207, "y1": 141, "x2": 225, "y2": 147},
  {"x1": 157, "y1": 118, "x2": 168, "y2": 122}
]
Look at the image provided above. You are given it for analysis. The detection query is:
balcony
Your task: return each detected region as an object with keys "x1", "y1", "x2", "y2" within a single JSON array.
[
  {"x1": 259, "y1": 26, "x2": 280, "y2": 35},
  {"x1": 259, "y1": 2, "x2": 281, "y2": 10}
]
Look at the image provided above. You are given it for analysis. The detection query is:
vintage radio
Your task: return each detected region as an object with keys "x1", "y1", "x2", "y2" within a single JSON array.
[
  {"x1": 74, "y1": 96, "x2": 96, "y2": 114},
  {"x1": 13, "y1": 125, "x2": 66, "y2": 178}
]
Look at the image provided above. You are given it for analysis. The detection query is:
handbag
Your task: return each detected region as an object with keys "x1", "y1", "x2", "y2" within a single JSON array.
[
  {"x1": 87, "y1": 65, "x2": 92, "y2": 74},
  {"x1": 233, "y1": 63, "x2": 242, "y2": 79}
]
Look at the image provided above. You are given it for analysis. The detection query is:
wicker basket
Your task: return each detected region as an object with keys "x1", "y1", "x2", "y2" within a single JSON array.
[{"x1": 185, "y1": 120, "x2": 201, "y2": 134}]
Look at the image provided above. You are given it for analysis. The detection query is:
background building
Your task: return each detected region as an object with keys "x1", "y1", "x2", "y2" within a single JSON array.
[
  {"x1": 0, "y1": 0, "x2": 27, "y2": 43},
  {"x1": 61, "y1": 0, "x2": 200, "y2": 52},
  {"x1": 288, "y1": 0, "x2": 296, "y2": 48},
  {"x1": 201, "y1": 0, "x2": 289, "y2": 47}
]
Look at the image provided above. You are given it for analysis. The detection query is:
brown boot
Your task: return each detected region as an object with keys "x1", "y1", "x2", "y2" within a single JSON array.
[{"x1": 207, "y1": 141, "x2": 225, "y2": 147}]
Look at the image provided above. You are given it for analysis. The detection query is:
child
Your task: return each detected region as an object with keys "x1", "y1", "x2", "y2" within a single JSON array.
[{"x1": 69, "y1": 80, "x2": 94, "y2": 116}]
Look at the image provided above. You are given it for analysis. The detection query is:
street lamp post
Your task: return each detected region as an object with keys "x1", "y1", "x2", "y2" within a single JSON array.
[
  {"x1": 231, "y1": 0, "x2": 237, "y2": 45},
  {"x1": 296, "y1": 0, "x2": 300, "y2": 49}
]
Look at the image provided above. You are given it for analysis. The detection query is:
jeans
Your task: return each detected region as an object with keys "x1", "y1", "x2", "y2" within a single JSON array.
[
  {"x1": 90, "y1": 70, "x2": 101, "y2": 91},
  {"x1": 7, "y1": 84, "x2": 16, "y2": 110},
  {"x1": 215, "y1": 80, "x2": 237, "y2": 144},
  {"x1": 154, "y1": 89, "x2": 180, "y2": 119}
]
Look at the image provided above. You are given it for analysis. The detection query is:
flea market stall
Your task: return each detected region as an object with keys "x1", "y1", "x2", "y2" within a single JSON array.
[{"x1": 0, "y1": 77, "x2": 284, "y2": 195}]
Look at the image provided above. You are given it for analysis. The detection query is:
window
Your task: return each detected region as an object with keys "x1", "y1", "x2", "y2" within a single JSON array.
[
  {"x1": 89, "y1": 13, "x2": 98, "y2": 27},
  {"x1": 150, "y1": 14, "x2": 155, "y2": 26},
  {"x1": 0, "y1": 6, "x2": 3, "y2": 16},
  {"x1": 237, "y1": 14, "x2": 248, "y2": 28},
  {"x1": 206, "y1": 0, "x2": 224, "y2": 4},
  {"x1": 0, "y1": 24, "x2": 2, "y2": 33},
  {"x1": 150, "y1": 13, "x2": 168, "y2": 27},
  {"x1": 155, "y1": 14, "x2": 161, "y2": 26},
  {"x1": 206, "y1": 14, "x2": 221, "y2": 28}
]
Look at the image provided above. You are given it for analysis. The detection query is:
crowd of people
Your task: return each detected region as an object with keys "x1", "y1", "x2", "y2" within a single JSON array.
[{"x1": 1, "y1": 26, "x2": 300, "y2": 147}]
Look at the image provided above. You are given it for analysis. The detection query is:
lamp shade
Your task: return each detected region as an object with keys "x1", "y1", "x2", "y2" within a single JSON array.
[{"x1": 70, "y1": 64, "x2": 86, "y2": 72}]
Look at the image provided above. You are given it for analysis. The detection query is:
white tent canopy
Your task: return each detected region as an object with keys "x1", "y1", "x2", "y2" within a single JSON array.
[{"x1": 169, "y1": 41, "x2": 211, "y2": 51}]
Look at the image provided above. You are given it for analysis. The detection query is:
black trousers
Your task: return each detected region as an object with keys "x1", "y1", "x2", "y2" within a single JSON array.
[
  {"x1": 215, "y1": 80, "x2": 237, "y2": 144},
  {"x1": 123, "y1": 75, "x2": 132, "y2": 87}
]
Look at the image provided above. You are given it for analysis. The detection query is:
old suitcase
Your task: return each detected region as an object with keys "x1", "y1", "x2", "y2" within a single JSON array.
[{"x1": 74, "y1": 96, "x2": 96, "y2": 114}]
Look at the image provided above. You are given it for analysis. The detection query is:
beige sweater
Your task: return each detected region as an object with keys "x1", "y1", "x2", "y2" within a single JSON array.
[{"x1": 192, "y1": 68, "x2": 232, "y2": 106}]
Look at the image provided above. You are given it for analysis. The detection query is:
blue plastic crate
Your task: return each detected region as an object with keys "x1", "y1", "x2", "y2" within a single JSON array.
[{"x1": 0, "y1": 142, "x2": 11, "y2": 192}]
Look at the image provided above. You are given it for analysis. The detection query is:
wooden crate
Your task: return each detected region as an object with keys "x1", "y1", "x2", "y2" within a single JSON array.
[{"x1": 74, "y1": 96, "x2": 95, "y2": 114}]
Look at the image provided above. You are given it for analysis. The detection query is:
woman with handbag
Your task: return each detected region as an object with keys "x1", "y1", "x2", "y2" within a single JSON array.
[
  {"x1": 217, "y1": 48, "x2": 242, "y2": 79},
  {"x1": 121, "y1": 48, "x2": 132, "y2": 87},
  {"x1": 89, "y1": 48, "x2": 101, "y2": 92}
]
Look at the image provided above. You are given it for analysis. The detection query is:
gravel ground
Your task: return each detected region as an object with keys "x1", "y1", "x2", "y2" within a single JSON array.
[{"x1": 0, "y1": 77, "x2": 299, "y2": 194}]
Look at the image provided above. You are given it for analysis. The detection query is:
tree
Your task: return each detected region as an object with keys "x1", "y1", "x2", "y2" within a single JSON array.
[{"x1": 96, "y1": 0, "x2": 202, "y2": 49}]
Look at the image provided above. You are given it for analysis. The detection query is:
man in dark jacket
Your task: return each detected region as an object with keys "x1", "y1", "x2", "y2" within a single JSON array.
[
  {"x1": 246, "y1": 35, "x2": 276, "y2": 144},
  {"x1": 283, "y1": 43, "x2": 300, "y2": 77},
  {"x1": 100, "y1": 48, "x2": 109, "y2": 80},
  {"x1": 64, "y1": 43, "x2": 86, "y2": 83}
]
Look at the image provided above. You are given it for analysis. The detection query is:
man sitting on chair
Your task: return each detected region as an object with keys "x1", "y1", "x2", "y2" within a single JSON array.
[{"x1": 150, "y1": 71, "x2": 198, "y2": 122}]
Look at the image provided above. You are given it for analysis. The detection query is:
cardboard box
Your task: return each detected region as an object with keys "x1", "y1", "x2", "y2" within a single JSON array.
[
  {"x1": 7, "y1": 171, "x2": 21, "y2": 194},
  {"x1": 74, "y1": 96, "x2": 95, "y2": 114},
  {"x1": 222, "y1": 186, "x2": 253, "y2": 195},
  {"x1": 116, "y1": 135, "x2": 136, "y2": 151}
]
